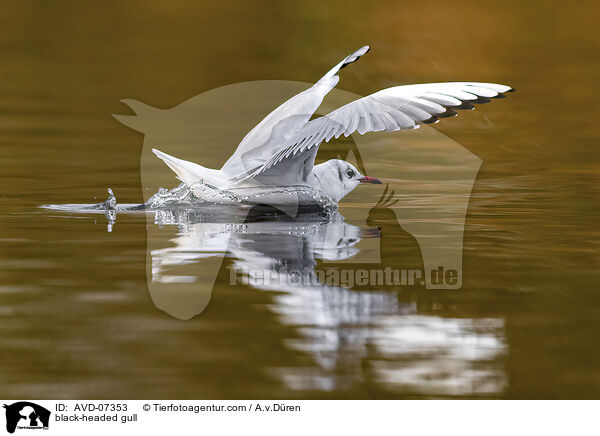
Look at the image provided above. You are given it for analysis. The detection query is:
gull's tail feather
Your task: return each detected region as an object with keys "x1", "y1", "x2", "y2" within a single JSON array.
[
  {"x1": 152, "y1": 149, "x2": 223, "y2": 187},
  {"x1": 320, "y1": 45, "x2": 370, "y2": 82}
]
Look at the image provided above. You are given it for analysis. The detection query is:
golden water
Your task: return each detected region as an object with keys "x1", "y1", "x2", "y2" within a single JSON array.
[{"x1": 0, "y1": 1, "x2": 598, "y2": 398}]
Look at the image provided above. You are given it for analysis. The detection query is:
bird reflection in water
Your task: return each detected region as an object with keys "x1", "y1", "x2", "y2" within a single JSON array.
[{"x1": 149, "y1": 187, "x2": 507, "y2": 397}]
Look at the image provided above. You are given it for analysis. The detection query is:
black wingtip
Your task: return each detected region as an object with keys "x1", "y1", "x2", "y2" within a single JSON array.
[
  {"x1": 454, "y1": 102, "x2": 475, "y2": 110},
  {"x1": 339, "y1": 45, "x2": 371, "y2": 69},
  {"x1": 492, "y1": 87, "x2": 514, "y2": 98},
  {"x1": 422, "y1": 116, "x2": 439, "y2": 125},
  {"x1": 438, "y1": 108, "x2": 458, "y2": 118}
]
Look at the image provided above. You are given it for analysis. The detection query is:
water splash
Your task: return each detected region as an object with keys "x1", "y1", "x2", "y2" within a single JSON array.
[
  {"x1": 103, "y1": 188, "x2": 118, "y2": 210},
  {"x1": 41, "y1": 183, "x2": 338, "y2": 231},
  {"x1": 147, "y1": 182, "x2": 337, "y2": 213}
]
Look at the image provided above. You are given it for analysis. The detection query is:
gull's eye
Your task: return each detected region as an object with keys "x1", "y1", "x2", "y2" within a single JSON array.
[{"x1": 345, "y1": 169, "x2": 355, "y2": 178}]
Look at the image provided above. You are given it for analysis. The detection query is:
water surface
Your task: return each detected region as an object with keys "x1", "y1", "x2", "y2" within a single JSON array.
[{"x1": 0, "y1": 1, "x2": 598, "y2": 399}]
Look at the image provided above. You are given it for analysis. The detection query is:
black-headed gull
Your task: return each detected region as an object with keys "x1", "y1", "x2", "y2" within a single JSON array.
[{"x1": 152, "y1": 45, "x2": 512, "y2": 204}]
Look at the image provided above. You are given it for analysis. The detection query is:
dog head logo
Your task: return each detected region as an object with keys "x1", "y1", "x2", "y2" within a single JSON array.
[
  {"x1": 3, "y1": 402, "x2": 50, "y2": 434},
  {"x1": 113, "y1": 80, "x2": 483, "y2": 319}
]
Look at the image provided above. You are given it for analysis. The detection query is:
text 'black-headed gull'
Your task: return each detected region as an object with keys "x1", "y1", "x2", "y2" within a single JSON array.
[{"x1": 152, "y1": 45, "x2": 512, "y2": 205}]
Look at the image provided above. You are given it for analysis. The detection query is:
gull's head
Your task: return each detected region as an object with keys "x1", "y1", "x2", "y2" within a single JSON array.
[{"x1": 312, "y1": 159, "x2": 381, "y2": 203}]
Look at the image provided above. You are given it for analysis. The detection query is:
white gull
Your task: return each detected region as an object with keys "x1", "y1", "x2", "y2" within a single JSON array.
[{"x1": 152, "y1": 45, "x2": 512, "y2": 205}]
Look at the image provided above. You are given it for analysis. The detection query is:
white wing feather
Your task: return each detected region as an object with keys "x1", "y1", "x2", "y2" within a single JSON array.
[
  {"x1": 220, "y1": 46, "x2": 370, "y2": 178},
  {"x1": 242, "y1": 82, "x2": 512, "y2": 181}
]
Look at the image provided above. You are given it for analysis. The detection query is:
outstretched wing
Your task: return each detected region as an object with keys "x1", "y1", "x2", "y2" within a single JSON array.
[
  {"x1": 220, "y1": 46, "x2": 370, "y2": 179},
  {"x1": 244, "y1": 82, "x2": 513, "y2": 181}
]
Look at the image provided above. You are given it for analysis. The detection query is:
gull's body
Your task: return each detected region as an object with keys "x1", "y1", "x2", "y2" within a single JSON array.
[{"x1": 152, "y1": 45, "x2": 512, "y2": 204}]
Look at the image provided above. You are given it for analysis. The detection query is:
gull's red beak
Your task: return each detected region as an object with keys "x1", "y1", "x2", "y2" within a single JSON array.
[{"x1": 359, "y1": 176, "x2": 382, "y2": 184}]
